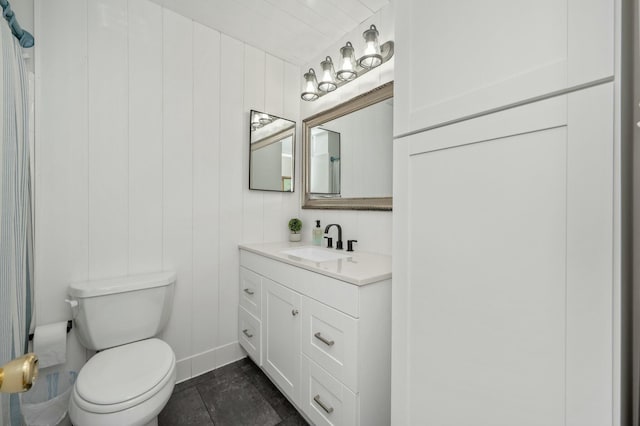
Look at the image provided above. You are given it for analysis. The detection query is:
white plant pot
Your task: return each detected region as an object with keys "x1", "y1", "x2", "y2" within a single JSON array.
[{"x1": 289, "y1": 233, "x2": 301, "y2": 242}]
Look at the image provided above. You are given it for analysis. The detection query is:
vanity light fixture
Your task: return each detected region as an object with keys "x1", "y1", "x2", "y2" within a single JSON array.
[
  {"x1": 300, "y1": 24, "x2": 393, "y2": 101},
  {"x1": 259, "y1": 112, "x2": 273, "y2": 125},
  {"x1": 337, "y1": 42, "x2": 357, "y2": 81},
  {"x1": 318, "y1": 56, "x2": 337, "y2": 92},
  {"x1": 251, "y1": 111, "x2": 276, "y2": 131},
  {"x1": 301, "y1": 68, "x2": 320, "y2": 101}
]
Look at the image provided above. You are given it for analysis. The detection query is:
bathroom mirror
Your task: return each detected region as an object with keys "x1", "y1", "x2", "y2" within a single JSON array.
[
  {"x1": 249, "y1": 110, "x2": 296, "y2": 192},
  {"x1": 302, "y1": 81, "x2": 393, "y2": 210}
]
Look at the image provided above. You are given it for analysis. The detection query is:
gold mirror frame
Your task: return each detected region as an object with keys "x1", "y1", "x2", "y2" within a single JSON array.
[{"x1": 302, "y1": 81, "x2": 393, "y2": 211}]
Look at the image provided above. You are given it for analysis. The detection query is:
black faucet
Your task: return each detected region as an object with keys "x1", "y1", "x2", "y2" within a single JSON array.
[{"x1": 324, "y1": 224, "x2": 343, "y2": 250}]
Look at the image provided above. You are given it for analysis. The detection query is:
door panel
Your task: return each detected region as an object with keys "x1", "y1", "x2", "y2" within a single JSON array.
[
  {"x1": 262, "y1": 278, "x2": 301, "y2": 404},
  {"x1": 393, "y1": 83, "x2": 614, "y2": 425}
]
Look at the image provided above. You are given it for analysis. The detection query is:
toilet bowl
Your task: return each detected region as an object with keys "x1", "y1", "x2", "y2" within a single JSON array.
[{"x1": 66, "y1": 272, "x2": 177, "y2": 426}]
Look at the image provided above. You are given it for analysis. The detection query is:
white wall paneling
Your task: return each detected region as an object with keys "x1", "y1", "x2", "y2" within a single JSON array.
[
  {"x1": 34, "y1": 0, "x2": 89, "y2": 324},
  {"x1": 160, "y1": 9, "x2": 194, "y2": 381},
  {"x1": 393, "y1": 83, "x2": 616, "y2": 425},
  {"x1": 35, "y1": 0, "x2": 300, "y2": 382},
  {"x1": 87, "y1": 0, "x2": 130, "y2": 281},
  {"x1": 243, "y1": 45, "x2": 265, "y2": 244},
  {"x1": 218, "y1": 33, "x2": 245, "y2": 349},
  {"x1": 192, "y1": 21, "x2": 222, "y2": 376},
  {"x1": 297, "y1": 2, "x2": 395, "y2": 256},
  {"x1": 262, "y1": 54, "x2": 285, "y2": 243},
  {"x1": 128, "y1": 0, "x2": 163, "y2": 275}
]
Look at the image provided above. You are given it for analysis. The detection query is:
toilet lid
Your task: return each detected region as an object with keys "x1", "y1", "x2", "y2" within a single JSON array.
[{"x1": 76, "y1": 338, "x2": 175, "y2": 406}]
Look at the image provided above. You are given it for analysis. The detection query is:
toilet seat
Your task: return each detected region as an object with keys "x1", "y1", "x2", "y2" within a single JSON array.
[{"x1": 72, "y1": 338, "x2": 175, "y2": 414}]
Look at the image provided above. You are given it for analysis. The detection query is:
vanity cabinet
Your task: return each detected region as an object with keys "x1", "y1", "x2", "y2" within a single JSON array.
[
  {"x1": 237, "y1": 245, "x2": 391, "y2": 426},
  {"x1": 394, "y1": 0, "x2": 614, "y2": 135}
]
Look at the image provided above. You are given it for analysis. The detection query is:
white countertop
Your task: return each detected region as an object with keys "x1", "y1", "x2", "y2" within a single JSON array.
[{"x1": 238, "y1": 241, "x2": 392, "y2": 286}]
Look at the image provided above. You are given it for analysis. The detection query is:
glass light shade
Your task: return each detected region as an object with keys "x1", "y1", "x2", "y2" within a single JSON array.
[
  {"x1": 337, "y1": 41, "x2": 357, "y2": 81},
  {"x1": 318, "y1": 56, "x2": 337, "y2": 92},
  {"x1": 251, "y1": 112, "x2": 262, "y2": 130},
  {"x1": 0, "y1": 353, "x2": 38, "y2": 394},
  {"x1": 359, "y1": 25, "x2": 382, "y2": 69},
  {"x1": 301, "y1": 68, "x2": 319, "y2": 101},
  {"x1": 259, "y1": 113, "x2": 272, "y2": 125}
]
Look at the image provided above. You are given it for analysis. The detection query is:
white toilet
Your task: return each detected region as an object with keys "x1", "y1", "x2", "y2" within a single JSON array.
[{"x1": 66, "y1": 271, "x2": 177, "y2": 426}]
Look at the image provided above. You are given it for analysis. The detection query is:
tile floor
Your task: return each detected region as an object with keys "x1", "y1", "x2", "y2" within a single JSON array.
[{"x1": 159, "y1": 357, "x2": 309, "y2": 426}]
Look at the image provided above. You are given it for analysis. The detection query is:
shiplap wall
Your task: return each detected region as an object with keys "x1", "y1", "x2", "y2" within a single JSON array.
[
  {"x1": 34, "y1": 0, "x2": 299, "y2": 381},
  {"x1": 298, "y1": 2, "x2": 395, "y2": 255}
]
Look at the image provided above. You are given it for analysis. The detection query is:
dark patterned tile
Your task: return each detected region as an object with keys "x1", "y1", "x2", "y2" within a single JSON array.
[
  {"x1": 158, "y1": 386, "x2": 213, "y2": 426},
  {"x1": 198, "y1": 369, "x2": 281, "y2": 426},
  {"x1": 277, "y1": 413, "x2": 310, "y2": 426},
  {"x1": 172, "y1": 369, "x2": 217, "y2": 395},
  {"x1": 240, "y1": 359, "x2": 303, "y2": 421},
  {"x1": 163, "y1": 358, "x2": 307, "y2": 426}
]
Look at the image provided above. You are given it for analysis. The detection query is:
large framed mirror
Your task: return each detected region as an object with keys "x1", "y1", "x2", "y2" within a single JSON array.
[
  {"x1": 302, "y1": 81, "x2": 393, "y2": 210},
  {"x1": 249, "y1": 110, "x2": 296, "y2": 192}
]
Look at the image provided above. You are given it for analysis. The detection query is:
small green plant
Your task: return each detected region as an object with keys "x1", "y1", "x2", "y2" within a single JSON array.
[{"x1": 288, "y1": 218, "x2": 302, "y2": 234}]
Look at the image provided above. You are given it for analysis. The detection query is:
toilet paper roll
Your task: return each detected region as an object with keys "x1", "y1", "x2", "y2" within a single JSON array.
[{"x1": 33, "y1": 321, "x2": 67, "y2": 369}]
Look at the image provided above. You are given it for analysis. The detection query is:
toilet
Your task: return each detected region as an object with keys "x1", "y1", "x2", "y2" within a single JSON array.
[{"x1": 66, "y1": 271, "x2": 177, "y2": 426}]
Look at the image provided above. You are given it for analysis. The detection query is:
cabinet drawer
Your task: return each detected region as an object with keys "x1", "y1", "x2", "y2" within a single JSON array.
[
  {"x1": 239, "y1": 306, "x2": 261, "y2": 366},
  {"x1": 301, "y1": 355, "x2": 357, "y2": 426},
  {"x1": 302, "y1": 296, "x2": 358, "y2": 392},
  {"x1": 240, "y1": 267, "x2": 261, "y2": 319}
]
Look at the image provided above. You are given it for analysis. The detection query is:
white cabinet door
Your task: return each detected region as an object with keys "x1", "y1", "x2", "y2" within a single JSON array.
[
  {"x1": 394, "y1": 0, "x2": 614, "y2": 135},
  {"x1": 262, "y1": 278, "x2": 301, "y2": 405},
  {"x1": 393, "y1": 83, "x2": 614, "y2": 426}
]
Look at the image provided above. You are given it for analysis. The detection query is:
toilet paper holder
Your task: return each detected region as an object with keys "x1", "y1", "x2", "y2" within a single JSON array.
[{"x1": 27, "y1": 320, "x2": 72, "y2": 341}]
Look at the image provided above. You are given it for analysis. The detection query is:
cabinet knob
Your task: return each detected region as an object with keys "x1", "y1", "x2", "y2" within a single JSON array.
[
  {"x1": 243, "y1": 288, "x2": 255, "y2": 295},
  {"x1": 291, "y1": 309, "x2": 299, "y2": 316}
]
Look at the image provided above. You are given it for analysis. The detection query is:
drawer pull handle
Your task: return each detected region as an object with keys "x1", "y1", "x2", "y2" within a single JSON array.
[
  {"x1": 243, "y1": 288, "x2": 255, "y2": 295},
  {"x1": 314, "y1": 332, "x2": 334, "y2": 346},
  {"x1": 292, "y1": 309, "x2": 299, "y2": 316},
  {"x1": 242, "y1": 329, "x2": 253, "y2": 338},
  {"x1": 313, "y1": 395, "x2": 334, "y2": 414}
]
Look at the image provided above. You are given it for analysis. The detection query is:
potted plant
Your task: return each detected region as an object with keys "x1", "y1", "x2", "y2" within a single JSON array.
[{"x1": 288, "y1": 218, "x2": 302, "y2": 242}]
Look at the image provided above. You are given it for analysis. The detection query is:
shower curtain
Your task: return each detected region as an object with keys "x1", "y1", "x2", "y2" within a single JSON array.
[{"x1": 0, "y1": 19, "x2": 34, "y2": 426}]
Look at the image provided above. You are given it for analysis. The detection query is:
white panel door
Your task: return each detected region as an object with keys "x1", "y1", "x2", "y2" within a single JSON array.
[
  {"x1": 394, "y1": 0, "x2": 614, "y2": 135},
  {"x1": 263, "y1": 278, "x2": 301, "y2": 404},
  {"x1": 392, "y1": 83, "x2": 614, "y2": 426}
]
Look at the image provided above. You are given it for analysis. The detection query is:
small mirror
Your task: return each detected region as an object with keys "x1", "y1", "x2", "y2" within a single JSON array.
[
  {"x1": 249, "y1": 110, "x2": 296, "y2": 192},
  {"x1": 303, "y1": 82, "x2": 393, "y2": 210}
]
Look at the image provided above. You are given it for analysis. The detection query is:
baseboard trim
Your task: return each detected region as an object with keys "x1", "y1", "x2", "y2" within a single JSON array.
[{"x1": 175, "y1": 341, "x2": 246, "y2": 383}]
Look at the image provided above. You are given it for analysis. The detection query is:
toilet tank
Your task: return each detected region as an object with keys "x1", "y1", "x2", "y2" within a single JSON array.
[{"x1": 67, "y1": 271, "x2": 176, "y2": 351}]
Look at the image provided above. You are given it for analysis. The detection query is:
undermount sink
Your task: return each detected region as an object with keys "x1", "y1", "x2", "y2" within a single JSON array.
[{"x1": 281, "y1": 246, "x2": 352, "y2": 263}]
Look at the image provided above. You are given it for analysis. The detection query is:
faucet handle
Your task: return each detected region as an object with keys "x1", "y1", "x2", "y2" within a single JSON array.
[
  {"x1": 347, "y1": 240, "x2": 358, "y2": 252},
  {"x1": 324, "y1": 236, "x2": 333, "y2": 248}
]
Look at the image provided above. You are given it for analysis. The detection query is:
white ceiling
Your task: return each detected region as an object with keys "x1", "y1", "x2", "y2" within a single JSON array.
[{"x1": 148, "y1": 0, "x2": 389, "y2": 65}]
